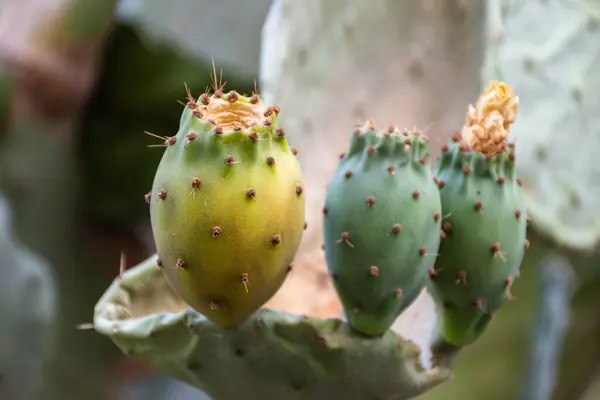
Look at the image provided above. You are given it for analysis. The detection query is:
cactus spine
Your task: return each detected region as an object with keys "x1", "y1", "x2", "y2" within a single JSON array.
[
  {"x1": 427, "y1": 81, "x2": 528, "y2": 347},
  {"x1": 148, "y1": 82, "x2": 305, "y2": 328},
  {"x1": 323, "y1": 122, "x2": 442, "y2": 336}
]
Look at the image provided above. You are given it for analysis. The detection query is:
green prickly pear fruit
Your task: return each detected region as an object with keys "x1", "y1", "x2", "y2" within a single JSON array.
[
  {"x1": 148, "y1": 83, "x2": 305, "y2": 328},
  {"x1": 323, "y1": 121, "x2": 442, "y2": 336},
  {"x1": 428, "y1": 81, "x2": 528, "y2": 347}
]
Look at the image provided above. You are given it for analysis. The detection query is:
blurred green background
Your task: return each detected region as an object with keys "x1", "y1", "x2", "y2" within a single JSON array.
[{"x1": 0, "y1": 0, "x2": 599, "y2": 399}]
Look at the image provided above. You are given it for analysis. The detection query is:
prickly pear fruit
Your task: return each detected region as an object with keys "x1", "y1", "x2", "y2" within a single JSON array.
[
  {"x1": 323, "y1": 121, "x2": 442, "y2": 336},
  {"x1": 148, "y1": 83, "x2": 305, "y2": 328},
  {"x1": 428, "y1": 81, "x2": 528, "y2": 347}
]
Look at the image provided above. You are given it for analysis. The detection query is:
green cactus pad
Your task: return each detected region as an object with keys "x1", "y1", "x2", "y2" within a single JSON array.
[
  {"x1": 93, "y1": 255, "x2": 452, "y2": 400},
  {"x1": 323, "y1": 122, "x2": 442, "y2": 336},
  {"x1": 148, "y1": 87, "x2": 305, "y2": 328},
  {"x1": 428, "y1": 82, "x2": 528, "y2": 347},
  {"x1": 483, "y1": 0, "x2": 600, "y2": 252}
]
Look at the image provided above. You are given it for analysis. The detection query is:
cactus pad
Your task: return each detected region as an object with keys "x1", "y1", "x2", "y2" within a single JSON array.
[
  {"x1": 323, "y1": 122, "x2": 442, "y2": 336},
  {"x1": 428, "y1": 81, "x2": 528, "y2": 347},
  {"x1": 148, "y1": 85, "x2": 305, "y2": 328},
  {"x1": 93, "y1": 255, "x2": 452, "y2": 400},
  {"x1": 483, "y1": 0, "x2": 600, "y2": 252}
]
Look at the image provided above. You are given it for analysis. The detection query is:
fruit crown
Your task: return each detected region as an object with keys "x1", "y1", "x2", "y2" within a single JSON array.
[
  {"x1": 461, "y1": 80, "x2": 519, "y2": 156},
  {"x1": 183, "y1": 83, "x2": 273, "y2": 131}
]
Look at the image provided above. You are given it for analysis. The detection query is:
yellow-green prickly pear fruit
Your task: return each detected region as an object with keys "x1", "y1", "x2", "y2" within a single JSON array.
[{"x1": 147, "y1": 83, "x2": 305, "y2": 328}]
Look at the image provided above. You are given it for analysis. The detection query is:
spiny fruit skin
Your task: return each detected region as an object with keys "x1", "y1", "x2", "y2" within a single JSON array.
[
  {"x1": 323, "y1": 122, "x2": 442, "y2": 336},
  {"x1": 428, "y1": 81, "x2": 527, "y2": 347},
  {"x1": 149, "y1": 88, "x2": 305, "y2": 328}
]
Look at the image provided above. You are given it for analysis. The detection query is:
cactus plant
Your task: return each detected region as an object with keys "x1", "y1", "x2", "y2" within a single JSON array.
[
  {"x1": 87, "y1": 0, "x2": 548, "y2": 396},
  {"x1": 88, "y1": 0, "x2": 600, "y2": 398},
  {"x1": 323, "y1": 122, "x2": 442, "y2": 336},
  {"x1": 148, "y1": 80, "x2": 305, "y2": 328},
  {"x1": 94, "y1": 255, "x2": 453, "y2": 400},
  {"x1": 91, "y1": 80, "x2": 531, "y2": 399},
  {"x1": 427, "y1": 81, "x2": 528, "y2": 347}
]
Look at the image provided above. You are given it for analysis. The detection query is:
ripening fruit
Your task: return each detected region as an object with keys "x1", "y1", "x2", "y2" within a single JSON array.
[{"x1": 148, "y1": 84, "x2": 305, "y2": 328}]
